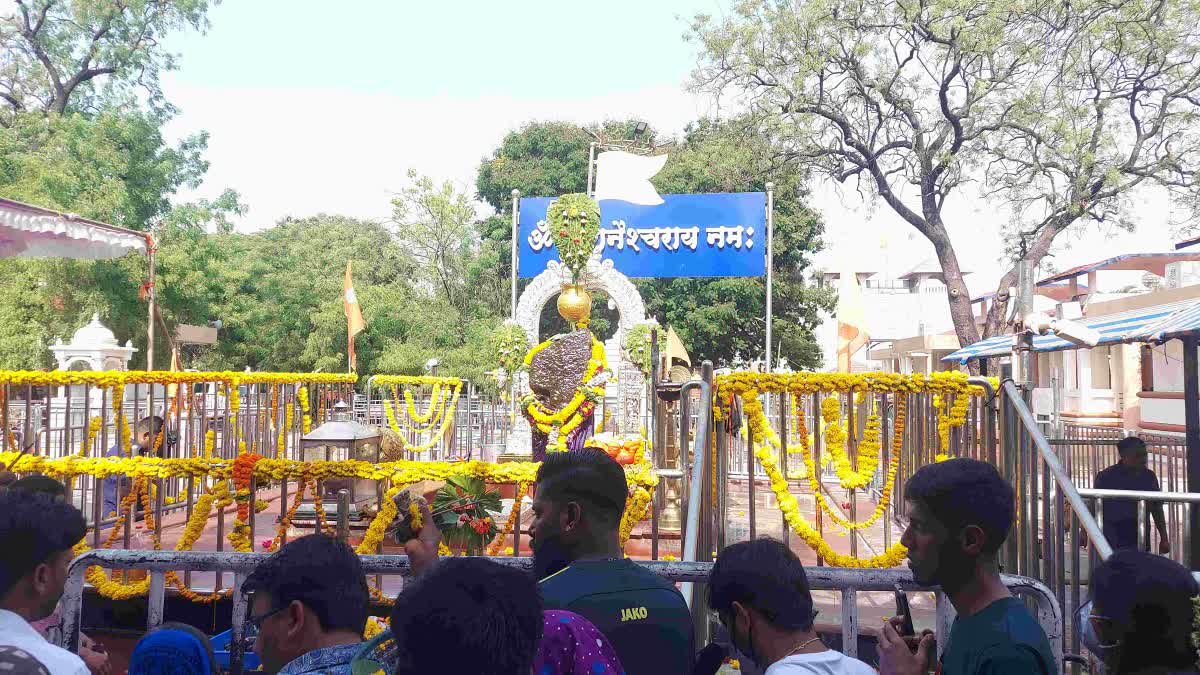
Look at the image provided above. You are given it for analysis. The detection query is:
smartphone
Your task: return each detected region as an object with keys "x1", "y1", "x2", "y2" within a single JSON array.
[{"x1": 894, "y1": 584, "x2": 915, "y2": 637}]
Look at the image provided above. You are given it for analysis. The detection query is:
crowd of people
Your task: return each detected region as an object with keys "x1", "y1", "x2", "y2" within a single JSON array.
[{"x1": 1, "y1": 446, "x2": 1198, "y2": 674}]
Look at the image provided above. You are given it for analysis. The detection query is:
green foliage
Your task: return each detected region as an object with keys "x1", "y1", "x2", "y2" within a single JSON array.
[
  {"x1": 0, "y1": 0, "x2": 215, "y2": 118},
  {"x1": 489, "y1": 322, "x2": 531, "y2": 375},
  {"x1": 622, "y1": 322, "x2": 667, "y2": 376},
  {"x1": 546, "y1": 193, "x2": 600, "y2": 281},
  {"x1": 432, "y1": 476, "x2": 502, "y2": 556}
]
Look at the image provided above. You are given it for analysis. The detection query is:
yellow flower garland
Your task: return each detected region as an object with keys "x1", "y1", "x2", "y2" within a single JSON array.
[
  {"x1": 716, "y1": 371, "x2": 990, "y2": 568},
  {"x1": 754, "y1": 444, "x2": 908, "y2": 568},
  {"x1": 78, "y1": 416, "x2": 103, "y2": 458},
  {"x1": 487, "y1": 482, "x2": 529, "y2": 556},
  {"x1": 786, "y1": 395, "x2": 906, "y2": 532},
  {"x1": 380, "y1": 384, "x2": 462, "y2": 454},
  {"x1": 355, "y1": 486, "x2": 402, "y2": 555},
  {"x1": 36, "y1": 452, "x2": 659, "y2": 601},
  {"x1": 0, "y1": 370, "x2": 356, "y2": 389},
  {"x1": 818, "y1": 396, "x2": 879, "y2": 490},
  {"x1": 619, "y1": 486, "x2": 653, "y2": 547},
  {"x1": 298, "y1": 385, "x2": 312, "y2": 435}
]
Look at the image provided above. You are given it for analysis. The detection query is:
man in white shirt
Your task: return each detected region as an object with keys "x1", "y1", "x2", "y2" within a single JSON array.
[
  {"x1": 0, "y1": 490, "x2": 90, "y2": 674},
  {"x1": 707, "y1": 538, "x2": 875, "y2": 675}
]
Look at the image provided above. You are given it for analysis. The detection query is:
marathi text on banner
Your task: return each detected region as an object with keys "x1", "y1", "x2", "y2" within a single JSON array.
[{"x1": 518, "y1": 193, "x2": 766, "y2": 279}]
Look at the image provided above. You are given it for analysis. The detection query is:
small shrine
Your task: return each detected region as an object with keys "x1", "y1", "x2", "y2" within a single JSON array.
[
  {"x1": 509, "y1": 195, "x2": 651, "y2": 456},
  {"x1": 50, "y1": 313, "x2": 137, "y2": 373}
]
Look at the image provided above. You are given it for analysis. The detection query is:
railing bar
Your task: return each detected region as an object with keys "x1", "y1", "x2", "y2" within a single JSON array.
[
  {"x1": 840, "y1": 587, "x2": 858, "y2": 659},
  {"x1": 146, "y1": 570, "x2": 166, "y2": 632}
]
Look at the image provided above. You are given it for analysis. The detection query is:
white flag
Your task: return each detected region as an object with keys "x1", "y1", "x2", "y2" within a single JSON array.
[{"x1": 593, "y1": 151, "x2": 668, "y2": 205}]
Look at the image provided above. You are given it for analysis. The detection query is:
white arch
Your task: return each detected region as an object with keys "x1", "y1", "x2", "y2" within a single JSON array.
[
  {"x1": 508, "y1": 256, "x2": 649, "y2": 453},
  {"x1": 514, "y1": 257, "x2": 647, "y2": 346}
]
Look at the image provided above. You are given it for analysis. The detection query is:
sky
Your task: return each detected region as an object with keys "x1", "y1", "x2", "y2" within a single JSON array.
[
  {"x1": 156, "y1": 0, "x2": 1189, "y2": 295},
  {"x1": 160, "y1": 0, "x2": 718, "y2": 227}
]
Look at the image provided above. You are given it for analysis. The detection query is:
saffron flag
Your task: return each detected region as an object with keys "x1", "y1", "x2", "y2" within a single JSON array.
[
  {"x1": 836, "y1": 262, "x2": 869, "y2": 373},
  {"x1": 344, "y1": 260, "x2": 366, "y2": 372},
  {"x1": 593, "y1": 151, "x2": 668, "y2": 205}
]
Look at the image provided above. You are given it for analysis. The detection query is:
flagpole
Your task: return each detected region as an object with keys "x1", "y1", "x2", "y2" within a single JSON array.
[
  {"x1": 587, "y1": 142, "x2": 597, "y2": 198},
  {"x1": 765, "y1": 182, "x2": 775, "y2": 372},
  {"x1": 510, "y1": 189, "x2": 520, "y2": 318}
]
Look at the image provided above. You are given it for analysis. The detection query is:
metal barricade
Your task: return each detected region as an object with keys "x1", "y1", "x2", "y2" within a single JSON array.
[{"x1": 59, "y1": 550, "x2": 1064, "y2": 675}]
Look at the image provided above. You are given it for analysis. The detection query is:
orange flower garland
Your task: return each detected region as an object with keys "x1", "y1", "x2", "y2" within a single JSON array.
[{"x1": 487, "y1": 482, "x2": 529, "y2": 556}]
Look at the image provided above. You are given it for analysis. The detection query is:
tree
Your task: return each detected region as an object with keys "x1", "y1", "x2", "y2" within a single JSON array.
[
  {"x1": 690, "y1": 0, "x2": 1200, "y2": 360},
  {"x1": 390, "y1": 170, "x2": 472, "y2": 315},
  {"x1": 0, "y1": 109, "x2": 214, "y2": 369},
  {"x1": 0, "y1": 0, "x2": 213, "y2": 120},
  {"x1": 647, "y1": 118, "x2": 832, "y2": 369},
  {"x1": 475, "y1": 118, "x2": 831, "y2": 368}
]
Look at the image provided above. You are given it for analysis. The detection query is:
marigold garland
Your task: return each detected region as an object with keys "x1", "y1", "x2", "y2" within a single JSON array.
[
  {"x1": 78, "y1": 416, "x2": 103, "y2": 458},
  {"x1": 356, "y1": 486, "x2": 402, "y2": 556},
  {"x1": 755, "y1": 445, "x2": 908, "y2": 568},
  {"x1": 785, "y1": 395, "x2": 906, "y2": 532},
  {"x1": 618, "y1": 487, "x2": 653, "y2": 547},
  {"x1": 298, "y1": 385, "x2": 312, "y2": 435},
  {"x1": 0, "y1": 370, "x2": 356, "y2": 388},
  {"x1": 380, "y1": 381, "x2": 463, "y2": 454},
  {"x1": 19, "y1": 451, "x2": 658, "y2": 601},
  {"x1": 487, "y1": 482, "x2": 529, "y2": 556}
]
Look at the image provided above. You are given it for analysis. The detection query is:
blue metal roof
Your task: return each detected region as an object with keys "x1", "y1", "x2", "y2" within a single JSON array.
[
  {"x1": 1131, "y1": 301, "x2": 1200, "y2": 342},
  {"x1": 942, "y1": 300, "x2": 1198, "y2": 364}
]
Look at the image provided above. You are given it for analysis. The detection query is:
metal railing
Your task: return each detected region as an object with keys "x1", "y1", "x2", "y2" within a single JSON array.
[
  {"x1": 997, "y1": 380, "x2": 1130, "y2": 671},
  {"x1": 59, "y1": 550, "x2": 1063, "y2": 675}
]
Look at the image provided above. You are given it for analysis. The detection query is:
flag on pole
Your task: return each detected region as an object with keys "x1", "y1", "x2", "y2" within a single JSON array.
[
  {"x1": 344, "y1": 260, "x2": 366, "y2": 372},
  {"x1": 836, "y1": 261, "x2": 869, "y2": 373},
  {"x1": 593, "y1": 150, "x2": 668, "y2": 205}
]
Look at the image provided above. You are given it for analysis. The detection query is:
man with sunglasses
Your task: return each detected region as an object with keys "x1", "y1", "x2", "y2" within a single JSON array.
[
  {"x1": 241, "y1": 534, "x2": 369, "y2": 674},
  {"x1": 530, "y1": 447, "x2": 694, "y2": 674}
]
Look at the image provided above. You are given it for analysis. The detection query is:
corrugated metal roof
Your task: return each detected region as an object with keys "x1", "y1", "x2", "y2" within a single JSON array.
[{"x1": 942, "y1": 299, "x2": 1197, "y2": 363}]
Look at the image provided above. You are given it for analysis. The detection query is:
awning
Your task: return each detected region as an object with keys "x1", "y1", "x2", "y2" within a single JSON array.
[
  {"x1": 1131, "y1": 301, "x2": 1200, "y2": 342},
  {"x1": 0, "y1": 198, "x2": 148, "y2": 259},
  {"x1": 942, "y1": 300, "x2": 1197, "y2": 363}
]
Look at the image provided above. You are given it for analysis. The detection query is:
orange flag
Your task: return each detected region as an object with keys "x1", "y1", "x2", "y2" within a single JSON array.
[
  {"x1": 836, "y1": 262, "x2": 869, "y2": 373},
  {"x1": 344, "y1": 261, "x2": 366, "y2": 372}
]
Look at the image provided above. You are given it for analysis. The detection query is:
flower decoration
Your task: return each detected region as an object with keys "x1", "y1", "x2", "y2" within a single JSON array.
[{"x1": 546, "y1": 193, "x2": 600, "y2": 281}]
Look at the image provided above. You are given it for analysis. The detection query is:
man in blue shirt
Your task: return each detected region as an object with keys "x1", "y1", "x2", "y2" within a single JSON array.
[
  {"x1": 530, "y1": 447, "x2": 694, "y2": 675},
  {"x1": 1094, "y1": 436, "x2": 1170, "y2": 553},
  {"x1": 878, "y1": 458, "x2": 1056, "y2": 675},
  {"x1": 101, "y1": 416, "x2": 165, "y2": 521}
]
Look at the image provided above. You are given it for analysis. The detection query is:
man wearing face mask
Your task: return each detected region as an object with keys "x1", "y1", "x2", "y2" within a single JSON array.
[
  {"x1": 530, "y1": 447, "x2": 694, "y2": 674},
  {"x1": 1081, "y1": 550, "x2": 1200, "y2": 674},
  {"x1": 877, "y1": 458, "x2": 1055, "y2": 675},
  {"x1": 708, "y1": 538, "x2": 874, "y2": 674}
]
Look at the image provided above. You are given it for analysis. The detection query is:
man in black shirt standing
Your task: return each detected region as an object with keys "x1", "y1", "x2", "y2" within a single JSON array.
[
  {"x1": 1094, "y1": 436, "x2": 1170, "y2": 553},
  {"x1": 531, "y1": 448, "x2": 694, "y2": 674}
]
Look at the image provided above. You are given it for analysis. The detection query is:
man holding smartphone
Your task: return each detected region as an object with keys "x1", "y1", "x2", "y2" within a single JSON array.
[{"x1": 878, "y1": 459, "x2": 1055, "y2": 675}]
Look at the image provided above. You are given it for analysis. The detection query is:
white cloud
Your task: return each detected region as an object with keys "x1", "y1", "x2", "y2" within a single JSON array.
[{"x1": 161, "y1": 81, "x2": 708, "y2": 231}]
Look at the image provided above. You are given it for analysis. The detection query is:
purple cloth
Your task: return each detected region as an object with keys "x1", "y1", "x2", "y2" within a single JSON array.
[
  {"x1": 531, "y1": 412, "x2": 595, "y2": 462},
  {"x1": 533, "y1": 610, "x2": 623, "y2": 675}
]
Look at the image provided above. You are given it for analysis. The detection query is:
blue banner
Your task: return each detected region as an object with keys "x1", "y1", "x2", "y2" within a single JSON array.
[{"x1": 518, "y1": 193, "x2": 766, "y2": 279}]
